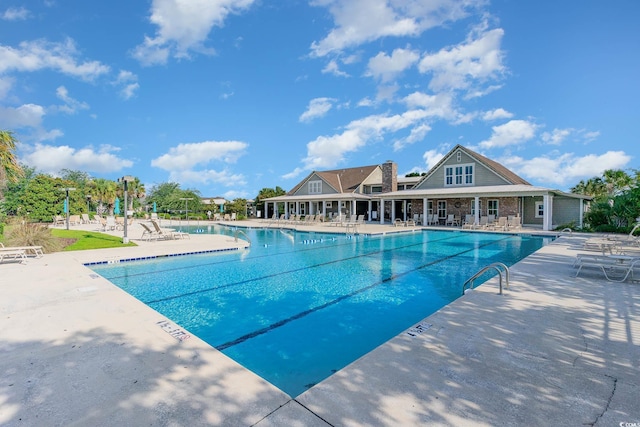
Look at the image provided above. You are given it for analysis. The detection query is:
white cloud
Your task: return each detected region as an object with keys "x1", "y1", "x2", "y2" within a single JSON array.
[
  {"x1": 478, "y1": 119, "x2": 538, "y2": 149},
  {"x1": 54, "y1": 86, "x2": 90, "y2": 114},
  {"x1": 321, "y1": 59, "x2": 350, "y2": 77},
  {"x1": 402, "y1": 91, "x2": 457, "y2": 121},
  {"x1": 0, "y1": 103, "x2": 46, "y2": 129},
  {"x1": 2, "y1": 7, "x2": 30, "y2": 21},
  {"x1": 113, "y1": 70, "x2": 140, "y2": 99},
  {"x1": 418, "y1": 24, "x2": 505, "y2": 93},
  {"x1": 132, "y1": 0, "x2": 256, "y2": 65},
  {"x1": 423, "y1": 148, "x2": 445, "y2": 169},
  {"x1": 22, "y1": 144, "x2": 134, "y2": 174},
  {"x1": 299, "y1": 97, "x2": 336, "y2": 123},
  {"x1": 0, "y1": 38, "x2": 110, "y2": 80},
  {"x1": 393, "y1": 123, "x2": 431, "y2": 151},
  {"x1": 168, "y1": 169, "x2": 247, "y2": 187},
  {"x1": 541, "y1": 128, "x2": 573, "y2": 145},
  {"x1": 0, "y1": 76, "x2": 14, "y2": 100},
  {"x1": 366, "y1": 47, "x2": 420, "y2": 82},
  {"x1": 151, "y1": 140, "x2": 248, "y2": 171},
  {"x1": 222, "y1": 189, "x2": 250, "y2": 199},
  {"x1": 482, "y1": 108, "x2": 513, "y2": 121},
  {"x1": 296, "y1": 109, "x2": 430, "y2": 172},
  {"x1": 501, "y1": 151, "x2": 632, "y2": 187},
  {"x1": 310, "y1": 0, "x2": 480, "y2": 57}
]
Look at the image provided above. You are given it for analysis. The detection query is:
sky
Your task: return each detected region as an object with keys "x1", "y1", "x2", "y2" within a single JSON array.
[{"x1": 1, "y1": 0, "x2": 639, "y2": 199}]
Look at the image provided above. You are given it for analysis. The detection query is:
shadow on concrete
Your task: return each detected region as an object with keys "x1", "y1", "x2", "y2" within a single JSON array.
[{"x1": 0, "y1": 327, "x2": 286, "y2": 426}]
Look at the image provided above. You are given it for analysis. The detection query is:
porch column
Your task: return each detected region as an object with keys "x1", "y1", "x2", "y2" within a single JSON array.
[
  {"x1": 368, "y1": 200, "x2": 372, "y2": 221},
  {"x1": 351, "y1": 199, "x2": 356, "y2": 217},
  {"x1": 402, "y1": 200, "x2": 407, "y2": 221},
  {"x1": 423, "y1": 198, "x2": 428, "y2": 224},
  {"x1": 284, "y1": 202, "x2": 289, "y2": 219},
  {"x1": 391, "y1": 200, "x2": 396, "y2": 221},
  {"x1": 474, "y1": 197, "x2": 480, "y2": 225},
  {"x1": 322, "y1": 200, "x2": 327, "y2": 220},
  {"x1": 380, "y1": 200, "x2": 385, "y2": 224},
  {"x1": 579, "y1": 198, "x2": 584, "y2": 228},
  {"x1": 543, "y1": 194, "x2": 553, "y2": 231}
]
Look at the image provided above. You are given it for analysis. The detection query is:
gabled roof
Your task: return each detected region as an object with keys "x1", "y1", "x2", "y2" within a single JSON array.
[
  {"x1": 288, "y1": 165, "x2": 380, "y2": 195},
  {"x1": 416, "y1": 144, "x2": 531, "y2": 187}
]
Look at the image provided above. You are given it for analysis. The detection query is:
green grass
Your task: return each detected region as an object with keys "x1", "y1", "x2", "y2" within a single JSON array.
[{"x1": 51, "y1": 229, "x2": 137, "y2": 251}]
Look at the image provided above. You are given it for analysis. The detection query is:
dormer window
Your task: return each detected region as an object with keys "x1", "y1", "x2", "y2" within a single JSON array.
[
  {"x1": 308, "y1": 180, "x2": 322, "y2": 194},
  {"x1": 445, "y1": 163, "x2": 474, "y2": 186}
]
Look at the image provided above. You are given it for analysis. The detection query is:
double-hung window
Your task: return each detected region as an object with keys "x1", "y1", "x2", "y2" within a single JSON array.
[
  {"x1": 308, "y1": 180, "x2": 322, "y2": 194},
  {"x1": 445, "y1": 164, "x2": 474, "y2": 186}
]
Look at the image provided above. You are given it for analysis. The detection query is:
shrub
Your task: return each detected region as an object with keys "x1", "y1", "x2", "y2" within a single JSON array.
[{"x1": 5, "y1": 217, "x2": 63, "y2": 252}]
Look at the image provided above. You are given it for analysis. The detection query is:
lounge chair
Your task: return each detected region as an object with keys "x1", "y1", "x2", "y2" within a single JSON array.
[
  {"x1": 492, "y1": 217, "x2": 508, "y2": 231},
  {"x1": 105, "y1": 216, "x2": 117, "y2": 231},
  {"x1": 0, "y1": 248, "x2": 26, "y2": 263},
  {"x1": 507, "y1": 216, "x2": 522, "y2": 230},
  {"x1": 406, "y1": 219, "x2": 416, "y2": 227},
  {"x1": 150, "y1": 220, "x2": 174, "y2": 239},
  {"x1": 394, "y1": 218, "x2": 405, "y2": 227},
  {"x1": 140, "y1": 223, "x2": 159, "y2": 241},
  {"x1": 445, "y1": 214, "x2": 457, "y2": 226},
  {"x1": 574, "y1": 254, "x2": 640, "y2": 282},
  {"x1": 473, "y1": 216, "x2": 489, "y2": 229},
  {"x1": 0, "y1": 242, "x2": 43, "y2": 258},
  {"x1": 150, "y1": 219, "x2": 189, "y2": 239},
  {"x1": 462, "y1": 214, "x2": 475, "y2": 229}
]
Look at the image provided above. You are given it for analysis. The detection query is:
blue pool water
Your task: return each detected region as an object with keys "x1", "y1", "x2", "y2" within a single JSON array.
[{"x1": 90, "y1": 226, "x2": 552, "y2": 397}]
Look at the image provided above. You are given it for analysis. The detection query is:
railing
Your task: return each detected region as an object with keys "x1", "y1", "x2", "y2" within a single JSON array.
[
  {"x1": 234, "y1": 229, "x2": 251, "y2": 246},
  {"x1": 462, "y1": 262, "x2": 510, "y2": 295}
]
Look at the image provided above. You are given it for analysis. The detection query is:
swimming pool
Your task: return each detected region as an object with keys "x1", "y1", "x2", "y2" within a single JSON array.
[{"x1": 90, "y1": 226, "x2": 552, "y2": 397}]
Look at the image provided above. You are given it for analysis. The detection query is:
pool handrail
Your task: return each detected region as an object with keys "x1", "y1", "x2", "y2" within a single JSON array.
[{"x1": 462, "y1": 262, "x2": 510, "y2": 295}]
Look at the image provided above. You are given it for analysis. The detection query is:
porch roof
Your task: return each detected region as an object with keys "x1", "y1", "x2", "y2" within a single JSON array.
[
  {"x1": 377, "y1": 184, "x2": 591, "y2": 200},
  {"x1": 264, "y1": 193, "x2": 373, "y2": 202}
]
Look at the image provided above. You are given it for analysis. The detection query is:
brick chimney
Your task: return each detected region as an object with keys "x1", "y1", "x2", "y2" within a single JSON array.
[{"x1": 381, "y1": 160, "x2": 397, "y2": 193}]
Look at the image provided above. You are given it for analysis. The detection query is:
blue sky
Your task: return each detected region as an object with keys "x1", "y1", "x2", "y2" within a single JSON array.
[{"x1": 1, "y1": 1, "x2": 638, "y2": 198}]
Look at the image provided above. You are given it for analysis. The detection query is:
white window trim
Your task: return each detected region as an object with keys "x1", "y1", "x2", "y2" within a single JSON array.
[
  {"x1": 535, "y1": 201, "x2": 544, "y2": 218},
  {"x1": 308, "y1": 180, "x2": 322, "y2": 194},
  {"x1": 444, "y1": 163, "x2": 474, "y2": 187},
  {"x1": 487, "y1": 199, "x2": 499, "y2": 217}
]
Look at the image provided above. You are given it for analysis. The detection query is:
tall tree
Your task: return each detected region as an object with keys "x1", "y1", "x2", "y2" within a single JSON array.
[
  {"x1": 255, "y1": 186, "x2": 286, "y2": 215},
  {"x1": 88, "y1": 178, "x2": 117, "y2": 215},
  {"x1": 125, "y1": 176, "x2": 146, "y2": 211},
  {"x1": 0, "y1": 130, "x2": 25, "y2": 198}
]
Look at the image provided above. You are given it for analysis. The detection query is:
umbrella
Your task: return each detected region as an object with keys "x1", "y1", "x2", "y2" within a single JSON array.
[
  {"x1": 153, "y1": 202, "x2": 157, "y2": 213},
  {"x1": 114, "y1": 198, "x2": 120, "y2": 215}
]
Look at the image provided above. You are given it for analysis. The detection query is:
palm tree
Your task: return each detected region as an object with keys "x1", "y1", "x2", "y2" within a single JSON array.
[
  {"x1": 0, "y1": 130, "x2": 25, "y2": 198},
  {"x1": 88, "y1": 178, "x2": 117, "y2": 215},
  {"x1": 125, "y1": 177, "x2": 145, "y2": 211}
]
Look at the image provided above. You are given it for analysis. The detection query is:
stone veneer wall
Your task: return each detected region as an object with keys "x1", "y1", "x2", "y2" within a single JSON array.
[
  {"x1": 381, "y1": 161, "x2": 397, "y2": 193},
  {"x1": 409, "y1": 197, "x2": 520, "y2": 218}
]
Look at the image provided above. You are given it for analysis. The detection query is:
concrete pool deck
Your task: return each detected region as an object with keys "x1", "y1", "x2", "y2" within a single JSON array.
[{"x1": 1, "y1": 220, "x2": 639, "y2": 426}]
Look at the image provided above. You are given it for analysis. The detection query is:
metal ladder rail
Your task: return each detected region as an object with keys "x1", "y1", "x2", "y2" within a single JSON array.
[
  {"x1": 234, "y1": 229, "x2": 252, "y2": 246},
  {"x1": 462, "y1": 262, "x2": 510, "y2": 295}
]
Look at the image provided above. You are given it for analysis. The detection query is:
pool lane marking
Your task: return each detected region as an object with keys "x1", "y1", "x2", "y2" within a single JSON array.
[
  {"x1": 142, "y1": 233, "x2": 470, "y2": 305},
  {"x1": 215, "y1": 235, "x2": 515, "y2": 351}
]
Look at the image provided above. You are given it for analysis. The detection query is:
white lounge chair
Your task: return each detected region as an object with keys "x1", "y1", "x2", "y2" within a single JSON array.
[
  {"x1": 0, "y1": 248, "x2": 26, "y2": 263},
  {"x1": 140, "y1": 222, "x2": 159, "y2": 241},
  {"x1": 574, "y1": 254, "x2": 640, "y2": 282},
  {"x1": 0, "y1": 242, "x2": 44, "y2": 258}
]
